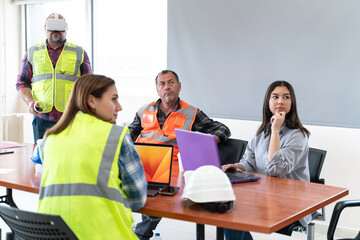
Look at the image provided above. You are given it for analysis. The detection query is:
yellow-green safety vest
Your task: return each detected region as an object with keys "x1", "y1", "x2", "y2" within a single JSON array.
[
  {"x1": 28, "y1": 42, "x2": 85, "y2": 113},
  {"x1": 38, "y1": 113, "x2": 138, "y2": 240}
]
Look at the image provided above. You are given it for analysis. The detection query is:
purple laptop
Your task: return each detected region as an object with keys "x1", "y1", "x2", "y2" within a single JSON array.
[{"x1": 175, "y1": 129, "x2": 260, "y2": 184}]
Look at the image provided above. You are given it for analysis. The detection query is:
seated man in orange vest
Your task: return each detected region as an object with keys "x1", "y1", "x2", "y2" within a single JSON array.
[{"x1": 129, "y1": 69, "x2": 231, "y2": 240}]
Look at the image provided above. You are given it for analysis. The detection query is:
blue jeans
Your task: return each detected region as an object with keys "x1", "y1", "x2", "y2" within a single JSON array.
[
  {"x1": 224, "y1": 229, "x2": 253, "y2": 240},
  {"x1": 32, "y1": 116, "x2": 57, "y2": 143},
  {"x1": 134, "y1": 214, "x2": 162, "y2": 240}
]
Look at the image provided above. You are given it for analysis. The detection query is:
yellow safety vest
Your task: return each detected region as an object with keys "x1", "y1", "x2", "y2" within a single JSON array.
[
  {"x1": 28, "y1": 42, "x2": 84, "y2": 113},
  {"x1": 137, "y1": 99, "x2": 197, "y2": 161},
  {"x1": 38, "y1": 113, "x2": 138, "y2": 240}
]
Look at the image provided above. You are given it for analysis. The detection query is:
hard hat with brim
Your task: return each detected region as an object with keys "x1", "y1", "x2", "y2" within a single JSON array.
[{"x1": 182, "y1": 165, "x2": 236, "y2": 203}]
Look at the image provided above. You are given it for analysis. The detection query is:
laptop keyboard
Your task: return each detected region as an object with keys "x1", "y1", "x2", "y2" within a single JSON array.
[{"x1": 226, "y1": 172, "x2": 256, "y2": 181}]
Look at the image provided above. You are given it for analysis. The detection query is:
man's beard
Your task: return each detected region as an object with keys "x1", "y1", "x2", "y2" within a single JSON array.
[
  {"x1": 49, "y1": 32, "x2": 63, "y2": 43},
  {"x1": 49, "y1": 36, "x2": 63, "y2": 42}
]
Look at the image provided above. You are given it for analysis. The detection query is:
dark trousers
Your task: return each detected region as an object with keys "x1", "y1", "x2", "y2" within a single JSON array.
[
  {"x1": 134, "y1": 214, "x2": 162, "y2": 240},
  {"x1": 32, "y1": 115, "x2": 57, "y2": 143},
  {"x1": 224, "y1": 229, "x2": 253, "y2": 240}
]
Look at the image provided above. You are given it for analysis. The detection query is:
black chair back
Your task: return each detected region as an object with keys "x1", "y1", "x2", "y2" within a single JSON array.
[
  {"x1": 308, "y1": 147, "x2": 327, "y2": 184},
  {"x1": 0, "y1": 205, "x2": 78, "y2": 240},
  {"x1": 218, "y1": 138, "x2": 248, "y2": 165}
]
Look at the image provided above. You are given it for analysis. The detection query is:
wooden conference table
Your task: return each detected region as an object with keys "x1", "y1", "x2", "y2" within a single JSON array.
[{"x1": 0, "y1": 142, "x2": 349, "y2": 240}]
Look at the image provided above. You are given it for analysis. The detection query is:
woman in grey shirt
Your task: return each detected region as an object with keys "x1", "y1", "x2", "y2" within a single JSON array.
[{"x1": 222, "y1": 80, "x2": 310, "y2": 240}]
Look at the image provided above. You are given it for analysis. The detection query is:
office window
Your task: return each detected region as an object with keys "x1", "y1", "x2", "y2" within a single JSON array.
[
  {"x1": 25, "y1": 0, "x2": 92, "y2": 60},
  {"x1": 25, "y1": 0, "x2": 167, "y2": 98},
  {"x1": 94, "y1": 0, "x2": 167, "y2": 97}
]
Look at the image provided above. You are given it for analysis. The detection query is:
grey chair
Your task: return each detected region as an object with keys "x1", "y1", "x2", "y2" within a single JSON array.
[
  {"x1": 218, "y1": 138, "x2": 248, "y2": 165},
  {"x1": 327, "y1": 200, "x2": 360, "y2": 240},
  {"x1": 0, "y1": 205, "x2": 78, "y2": 240},
  {"x1": 276, "y1": 147, "x2": 327, "y2": 240}
]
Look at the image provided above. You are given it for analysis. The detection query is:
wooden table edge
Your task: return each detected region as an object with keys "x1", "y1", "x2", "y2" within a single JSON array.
[{"x1": 136, "y1": 188, "x2": 349, "y2": 234}]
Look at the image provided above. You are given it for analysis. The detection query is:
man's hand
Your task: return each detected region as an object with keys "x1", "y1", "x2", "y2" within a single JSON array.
[
  {"x1": 19, "y1": 88, "x2": 38, "y2": 115},
  {"x1": 28, "y1": 100, "x2": 38, "y2": 115}
]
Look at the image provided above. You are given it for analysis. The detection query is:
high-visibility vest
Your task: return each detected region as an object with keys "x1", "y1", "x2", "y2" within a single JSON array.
[
  {"x1": 28, "y1": 42, "x2": 85, "y2": 113},
  {"x1": 136, "y1": 100, "x2": 197, "y2": 161},
  {"x1": 38, "y1": 113, "x2": 138, "y2": 240}
]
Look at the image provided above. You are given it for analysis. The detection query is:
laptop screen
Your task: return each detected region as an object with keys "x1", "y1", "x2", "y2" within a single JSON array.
[
  {"x1": 134, "y1": 143, "x2": 173, "y2": 185},
  {"x1": 175, "y1": 129, "x2": 220, "y2": 171},
  {"x1": 175, "y1": 129, "x2": 261, "y2": 184}
]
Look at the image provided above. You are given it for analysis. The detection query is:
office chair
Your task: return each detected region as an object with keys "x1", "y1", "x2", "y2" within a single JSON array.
[
  {"x1": 276, "y1": 147, "x2": 327, "y2": 240},
  {"x1": 327, "y1": 200, "x2": 360, "y2": 240},
  {"x1": 218, "y1": 138, "x2": 248, "y2": 165},
  {"x1": 0, "y1": 205, "x2": 78, "y2": 240}
]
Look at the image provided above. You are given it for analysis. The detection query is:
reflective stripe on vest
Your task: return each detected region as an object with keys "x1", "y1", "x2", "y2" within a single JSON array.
[
  {"x1": 28, "y1": 43, "x2": 83, "y2": 82},
  {"x1": 39, "y1": 124, "x2": 130, "y2": 208},
  {"x1": 28, "y1": 42, "x2": 84, "y2": 112},
  {"x1": 139, "y1": 132, "x2": 177, "y2": 145},
  {"x1": 137, "y1": 100, "x2": 197, "y2": 160}
]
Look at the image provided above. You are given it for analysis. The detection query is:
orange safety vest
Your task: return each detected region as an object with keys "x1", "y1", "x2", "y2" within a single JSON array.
[{"x1": 136, "y1": 100, "x2": 197, "y2": 161}]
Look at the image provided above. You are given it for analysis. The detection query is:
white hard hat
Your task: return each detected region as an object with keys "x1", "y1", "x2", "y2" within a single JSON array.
[{"x1": 182, "y1": 165, "x2": 236, "y2": 203}]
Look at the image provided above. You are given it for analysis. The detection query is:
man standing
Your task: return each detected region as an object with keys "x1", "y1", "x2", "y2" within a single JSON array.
[
  {"x1": 16, "y1": 13, "x2": 92, "y2": 143},
  {"x1": 129, "y1": 70, "x2": 231, "y2": 240}
]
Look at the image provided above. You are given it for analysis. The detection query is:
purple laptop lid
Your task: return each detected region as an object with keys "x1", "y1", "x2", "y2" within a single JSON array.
[
  {"x1": 175, "y1": 129, "x2": 261, "y2": 184},
  {"x1": 175, "y1": 129, "x2": 221, "y2": 170}
]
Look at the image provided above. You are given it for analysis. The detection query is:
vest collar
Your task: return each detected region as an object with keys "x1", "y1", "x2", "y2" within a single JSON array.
[
  {"x1": 153, "y1": 98, "x2": 182, "y2": 111},
  {"x1": 45, "y1": 39, "x2": 67, "y2": 50}
]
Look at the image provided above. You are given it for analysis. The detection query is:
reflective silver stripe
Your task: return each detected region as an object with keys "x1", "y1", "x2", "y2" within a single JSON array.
[
  {"x1": 39, "y1": 183, "x2": 130, "y2": 209},
  {"x1": 28, "y1": 44, "x2": 46, "y2": 63},
  {"x1": 29, "y1": 42, "x2": 83, "y2": 83},
  {"x1": 33, "y1": 44, "x2": 46, "y2": 51},
  {"x1": 33, "y1": 73, "x2": 79, "y2": 83},
  {"x1": 138, "y1": 101, "x2": 196, "y2": 145},
  {"x1": 97, "y1": 125, "x2": 123, "y2": 186},
  {"x1": 138, "y1": 132, "x2": 155, "y2": 139},
  {"x1": 139, "y1": 132, "x2": 177, "y2": 145},
  {"x1": 39, "y1": 125, "x2": 130, "y2": 208},
  {"x1": 55, "y1": 73, "x2": 79, "y2": 82},
  {"x1": 155, "y1": 135, "x2": 177, "y2": 145},
  {"x1": 32, "y1": 73, "x2": 53, "y2": 83},
  {"x1": 176, "y1": 104, "x2": 197, "y2": 130},
  {"x1": 138, "y1": 103, "x2": 156, "y2": 123},
  {"x1": 139, "y1": 102, "x2": 196, "y2": 131},
  {"x1": 28, "y1": 44, "x2": 46, "y2": 76}
]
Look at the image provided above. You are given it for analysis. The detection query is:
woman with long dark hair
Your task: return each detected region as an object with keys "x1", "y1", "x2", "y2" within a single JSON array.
[{"x1": 222, "y1": 81, "x2": 310, "y2": 240}]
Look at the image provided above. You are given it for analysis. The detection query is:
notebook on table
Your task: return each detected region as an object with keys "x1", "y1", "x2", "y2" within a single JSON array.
[
  {"x1": 175, "y1": 129, "x2": 260, "y2": 184},
  {"x1": 134, "y1": 143, "x2": 174, "y2": 196}
]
